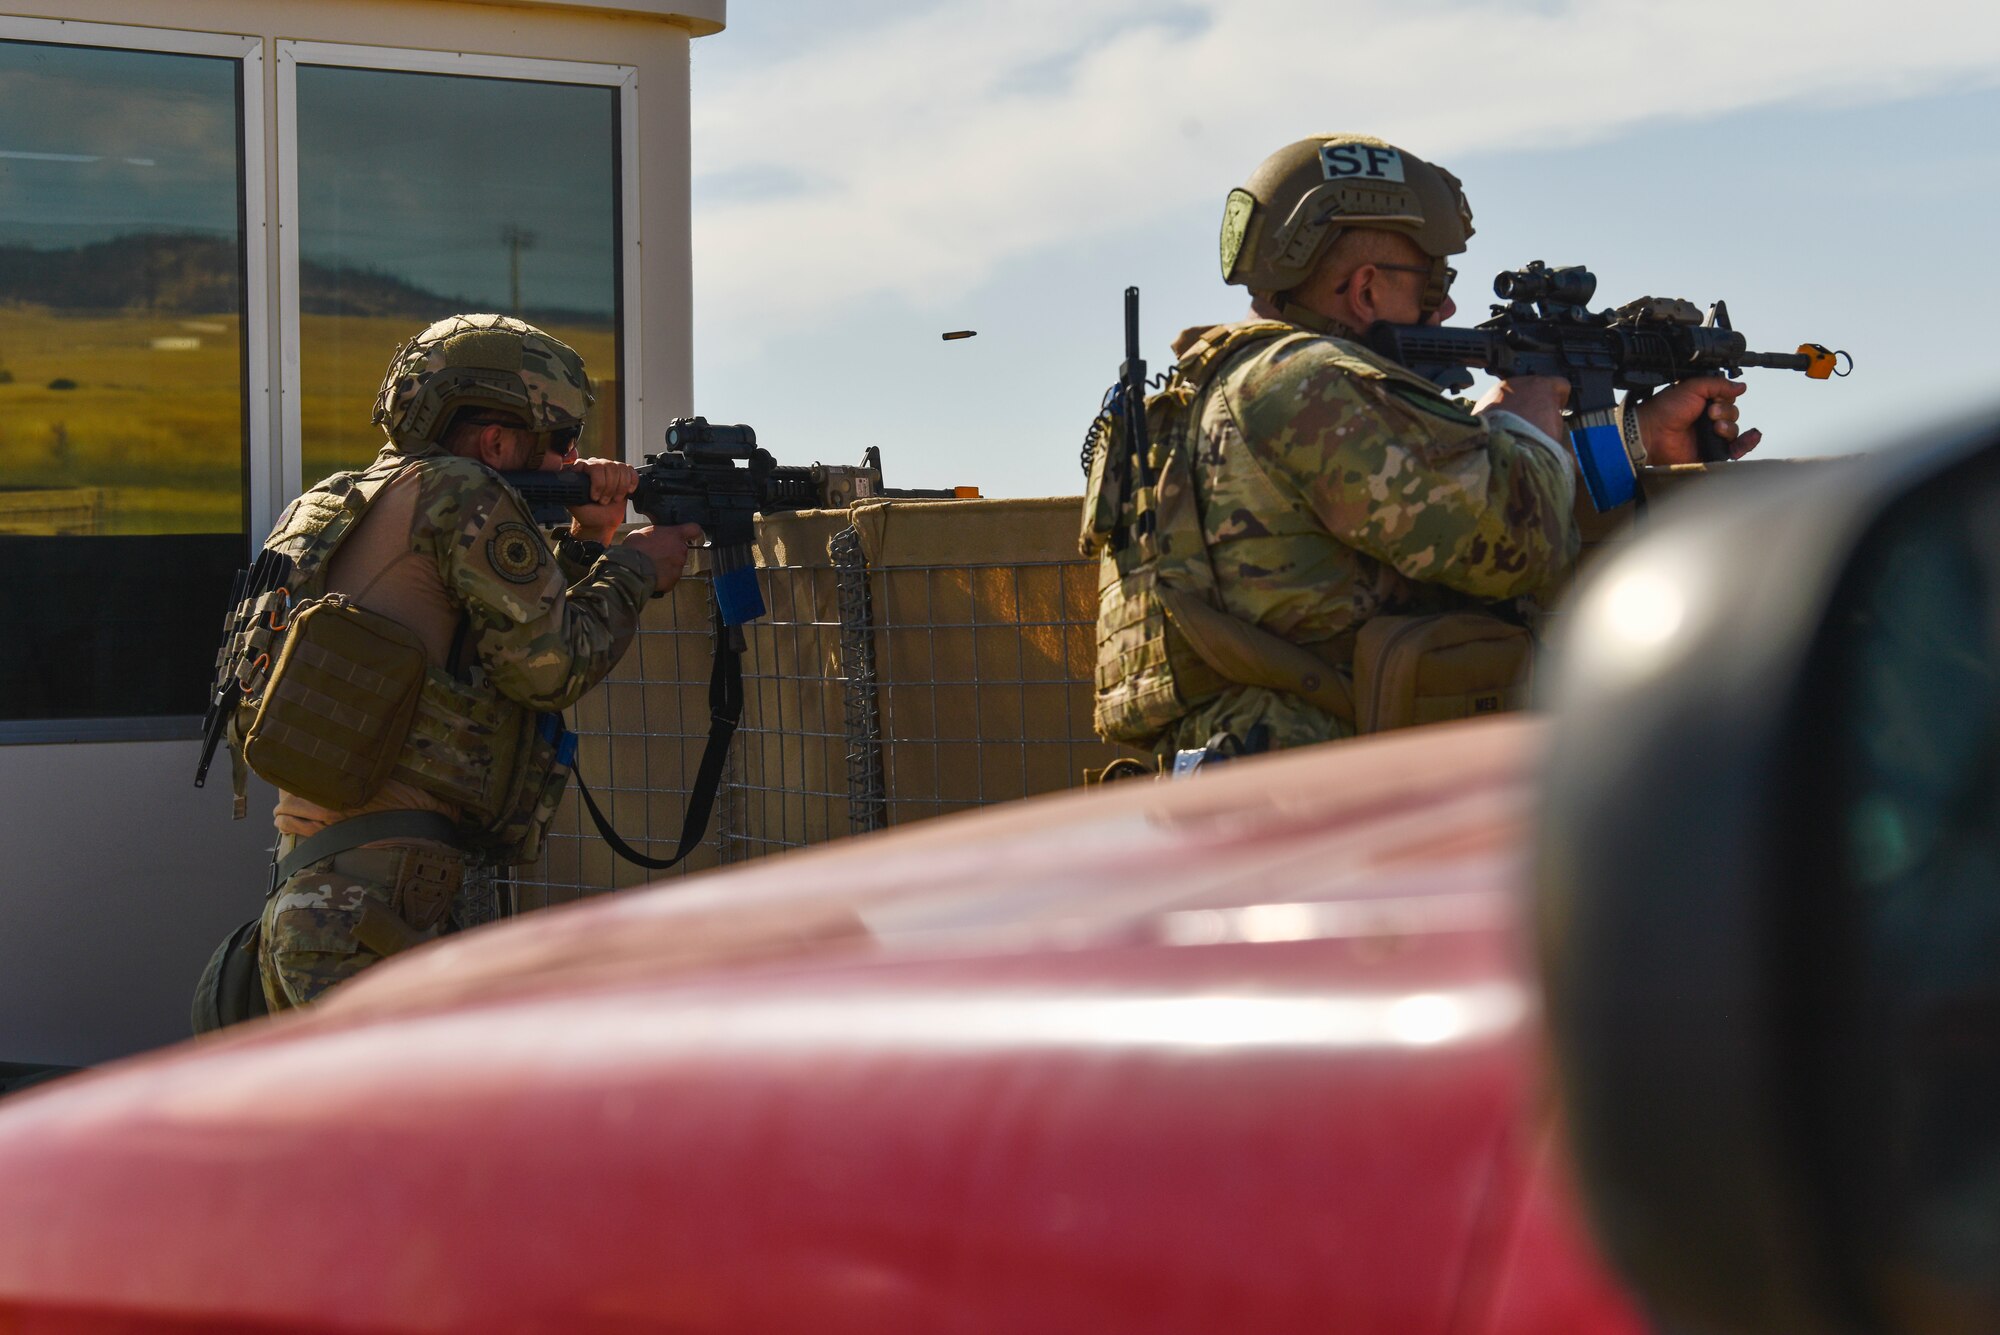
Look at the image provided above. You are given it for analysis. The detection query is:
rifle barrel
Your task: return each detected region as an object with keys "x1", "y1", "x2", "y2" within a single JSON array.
[{"x1": 1733, "y1": 349, "x2": 1813, "y2": 372}]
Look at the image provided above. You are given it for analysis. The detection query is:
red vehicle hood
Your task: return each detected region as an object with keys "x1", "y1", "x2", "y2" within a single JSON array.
[{"x1": 0, "y1": 717, "x2": 1644, "y2": 1334}]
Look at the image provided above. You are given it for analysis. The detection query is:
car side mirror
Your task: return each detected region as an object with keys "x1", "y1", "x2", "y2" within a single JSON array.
[{"x1": 1538, "y1": 418, "x2": 2000, "y2": 1334}]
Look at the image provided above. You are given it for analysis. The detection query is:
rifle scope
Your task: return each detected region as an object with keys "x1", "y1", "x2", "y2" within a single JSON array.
[
  {"x1": 664, "y1": 416, "x2": 759, "y2": 457},
  {"x1": 1495, "y1": 262, "x2": 1596, "y2": 309}
]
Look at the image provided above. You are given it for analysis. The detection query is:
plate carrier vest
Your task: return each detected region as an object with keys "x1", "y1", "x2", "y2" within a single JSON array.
[{"x1": 202, "y1": 452, "x2": 571, "y2": 866}]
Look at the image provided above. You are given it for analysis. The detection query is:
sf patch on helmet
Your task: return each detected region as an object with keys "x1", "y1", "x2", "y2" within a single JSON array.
[
  {"x1": 1219, "y1": 134, "x2": 1473, "y2": 295},
  {"x1": 487, "y1": 521, "x2": 548, "y2": 585}
]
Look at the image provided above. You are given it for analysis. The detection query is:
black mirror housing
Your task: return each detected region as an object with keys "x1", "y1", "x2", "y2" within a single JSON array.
[{"x1": 1539, "y1": 413, "x2": 2000, "y2": 1334}]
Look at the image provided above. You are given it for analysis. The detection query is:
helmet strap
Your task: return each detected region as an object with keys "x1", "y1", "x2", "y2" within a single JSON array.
[{"x1": 1417, "y1": 254, "x2": 1451, "y2": 319}]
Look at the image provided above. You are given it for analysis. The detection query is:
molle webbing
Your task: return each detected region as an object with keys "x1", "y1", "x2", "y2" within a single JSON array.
[
  {"x1": 241, "y1": 597, "x2": 429, "y2": 811},
  {"x1": 198, "y1": 547, "x2": 296, "y2": 812},
  {"x1": 1092, "y1": 320, "x2": 1354, "y2": 747},
  {"x1": 1173, "y1": 320, "x2": 1301, "y2": 381},
  {"x1": 390, "y1": 672, "x2": 523, "y2": 815}
]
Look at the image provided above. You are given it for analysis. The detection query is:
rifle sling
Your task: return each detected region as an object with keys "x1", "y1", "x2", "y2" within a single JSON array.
[{"x1": 573, "y1": 626, "x2": 743, "y2": 873}]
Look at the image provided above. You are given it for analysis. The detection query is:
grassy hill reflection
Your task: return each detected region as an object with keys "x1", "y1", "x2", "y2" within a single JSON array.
[{"x1": 0, "y1": 233, "x2": 617, "y2": 536}]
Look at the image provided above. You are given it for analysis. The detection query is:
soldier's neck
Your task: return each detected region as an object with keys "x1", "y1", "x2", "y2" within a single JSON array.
[{"x1": 1247, "y1": 294, "x2": 1360, "y2": 342}]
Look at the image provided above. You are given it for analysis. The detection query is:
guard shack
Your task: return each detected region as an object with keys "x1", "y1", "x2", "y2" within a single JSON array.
[{"x1": 0, "y1": 0, "x2": 724, "y2": 1073}]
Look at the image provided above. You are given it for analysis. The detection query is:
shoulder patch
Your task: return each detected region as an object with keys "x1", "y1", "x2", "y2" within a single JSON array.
[{"x1": 487, "y1": 521, "x2": 548, "y2": 584}]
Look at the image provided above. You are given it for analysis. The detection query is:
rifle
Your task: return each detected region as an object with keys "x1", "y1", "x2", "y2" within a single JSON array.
[
  {"x1": 502, "y1": 417, "x2": 961, "y2": 870},
  {"x1": 193, "y1": 547, "x2": 291, "y2": 814},
  {"x1": 1362, "y1": 261, "x2": 1851, "y2": 510},
  {"x1": 1119, "y1": 286, "x2": 1155, "y2": 548},
  {"x1": 508, "y1": 418, "x2": 960, "y2": 627},
  {"x1": 1076, "y1": 286, "x2": 1159, "y2": 558}
]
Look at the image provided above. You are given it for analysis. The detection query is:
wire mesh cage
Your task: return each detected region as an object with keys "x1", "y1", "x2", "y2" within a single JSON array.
[{"x1": 510, "y1": 498, "x2": 1137, "y2": 909}]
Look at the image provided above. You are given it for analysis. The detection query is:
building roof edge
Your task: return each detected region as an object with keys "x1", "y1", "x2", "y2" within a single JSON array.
[{"x1": 462, "y1": 0, "x2": 726, "y2": 37}]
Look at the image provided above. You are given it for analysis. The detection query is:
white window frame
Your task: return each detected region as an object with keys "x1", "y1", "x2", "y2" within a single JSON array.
[
  {"x1": 274, "y1": 41, "x2": 642, "y2": 503},
  {"x1": 0, "y1": 17, "x2": 267, "y2": 743}
]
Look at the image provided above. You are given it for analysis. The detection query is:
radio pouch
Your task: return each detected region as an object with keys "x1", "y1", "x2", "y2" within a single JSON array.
[
  {"x1": 241, "y1": 594, "x2": 429, "y2": 810},
  {"x1": 1352, "y1": 612, "x2": 1534, "y2": 734}
]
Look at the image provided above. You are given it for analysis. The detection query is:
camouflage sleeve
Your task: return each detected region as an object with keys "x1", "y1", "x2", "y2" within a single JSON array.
[
  {"x1": 418, "y1": 461, "x2": 656, "y2": 712},
  {"x1": 1235, "y1": 354, "x2": 1579, "y2": 600}
]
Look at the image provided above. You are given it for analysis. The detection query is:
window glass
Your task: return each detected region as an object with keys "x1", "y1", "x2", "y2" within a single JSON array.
[
  {"x1": 293, "y1": 66, "x2": 622, "y2": 482},
  {"x1": 0, "y1": 39, "x2": 248, "y2": 727}
]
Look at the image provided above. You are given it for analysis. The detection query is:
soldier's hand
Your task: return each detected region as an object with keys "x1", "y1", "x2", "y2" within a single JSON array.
[
  {"x1": 557, "y1": 456, "x2": 640, "y2": 544},
  {"x1": 1635, "y1": 378, "x2": 1761, "y2": 465},
  {"x1": 619, "y1": 523, "x2": 706, "y2": 594},
  {"x1": 1475, "y1": 374, "x2": 1570, "y2": 447}
]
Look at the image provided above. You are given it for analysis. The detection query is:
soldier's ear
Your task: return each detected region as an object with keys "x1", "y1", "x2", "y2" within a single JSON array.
[
  {"x1": 473, "y1": 425, "x2": 516, "y2": 472},
  {"x1": 1345, "y1": 265, "x2": 1386, "y2": 325}
]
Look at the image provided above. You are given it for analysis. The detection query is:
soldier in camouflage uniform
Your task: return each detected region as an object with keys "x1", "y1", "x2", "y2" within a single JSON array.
[
  {"x1": 1096, "y1": 135, "x2": 1760, "y2": 760},
  {"x1": 255, "y1": 314, "x2": 702, "y2": 1011}
]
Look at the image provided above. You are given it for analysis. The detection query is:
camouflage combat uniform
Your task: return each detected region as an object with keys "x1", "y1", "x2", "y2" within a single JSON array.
[
  {"x1": 1156, "y1": 317, "x2": 1579, "y2": 756},
  {"x1": 258, "y1": 444, "x2": 654, "y2": 1011}
]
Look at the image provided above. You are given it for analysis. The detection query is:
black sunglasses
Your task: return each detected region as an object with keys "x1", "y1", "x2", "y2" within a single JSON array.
[
  {"x1": 1374, "y1": 262, "x2": 1458, "y2": 291},
  {"x1": 464, "y1": 416, "x2": 581, "y2": 452}
]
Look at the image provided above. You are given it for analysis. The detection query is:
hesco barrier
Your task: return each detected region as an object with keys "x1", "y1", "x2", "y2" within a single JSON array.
[
  {"x1": 508, "y1": 459, "x2": 1843, "y2": 907},
  {"x1": 513, "y1": 497, "x2": 1141, "y2": 907}
]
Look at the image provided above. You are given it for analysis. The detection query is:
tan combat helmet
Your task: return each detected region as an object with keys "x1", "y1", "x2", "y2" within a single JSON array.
[
  {"x1": 372, "y1": 312, "x2": 595, "y2": 452},
  {"x1": 1219, "y1": 134, "x2": 1473, "y2": 317}
]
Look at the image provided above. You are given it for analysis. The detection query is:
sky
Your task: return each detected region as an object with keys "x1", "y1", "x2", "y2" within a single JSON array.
[{"x1": 688, "y1": 0, "x2": 2000, "y2": 498}]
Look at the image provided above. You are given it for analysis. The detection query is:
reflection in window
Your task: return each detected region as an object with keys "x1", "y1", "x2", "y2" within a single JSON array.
[
  {"x1": 0, "y1": 41, "x2": 244, "y2": 537},
  {"x1": 294, "y1": 66, "x2": 621, "y2": 482},
  {"x1": 0, "y1": 39, "x2": 248, "y2": 725}
]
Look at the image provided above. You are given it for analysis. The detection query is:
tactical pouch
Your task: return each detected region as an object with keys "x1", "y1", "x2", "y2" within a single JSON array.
[
  {"x1": 191, "y1": 916, "x2": 268, "y2": 1036},
  {"x1": 1352, "y1": 612, "x2": 1533, "y2": 734},
  {"x1": 380, "y1": 673, "x2": 568, "y2": 865},
  {"x1": 1094, "y1": 565, "x2": 1227, "y2": 745},
  {"x1": 467, "y1": 711, "x2": 573, "y2": 866},
  {"x1": 392, "y1": 670, "x2": 517, "y2": 814},
  {"x1": 391, "y1": 844, "x2": 464, "y2": 934},
  {"x1": 242, "y1": 595, "x2": 428, "y2": 810},
  {"x1": 1157, "y1": 589, "x2": 1356, "y2": 723}
]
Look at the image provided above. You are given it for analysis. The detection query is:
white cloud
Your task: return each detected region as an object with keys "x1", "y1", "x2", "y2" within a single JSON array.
[{"x1": 693, "y1": 0, "x2": 2000, "y2": 332}]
